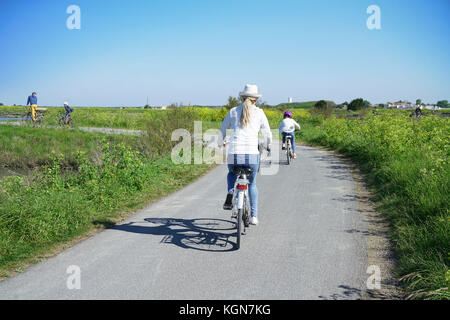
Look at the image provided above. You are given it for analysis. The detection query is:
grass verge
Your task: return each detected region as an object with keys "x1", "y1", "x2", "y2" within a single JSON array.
[
  {"x1": 0, "y1": 124, "x2": 214, "y2": 278},
  {"x1": 296, "y1": 111, "x2": 449, "y2": 300}
]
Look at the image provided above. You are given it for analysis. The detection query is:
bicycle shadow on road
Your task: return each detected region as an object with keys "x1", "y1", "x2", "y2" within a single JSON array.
[{"x1": 109, "y1": 218, "x2": 238, "y2": 252}]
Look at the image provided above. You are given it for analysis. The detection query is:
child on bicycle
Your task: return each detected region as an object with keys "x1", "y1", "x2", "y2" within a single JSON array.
[{"x1": 279, "y1": 110, "x2": 300, "y2": 159}]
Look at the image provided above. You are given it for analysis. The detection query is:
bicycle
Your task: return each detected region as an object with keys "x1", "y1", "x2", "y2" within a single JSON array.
[
  {"x1": 230, "y1": 166, "x2": 252, "y2": 250},
  {"x1": 24, "y1": 107, "x2": 45, "y2": 125},
  {"x1": 285, "y1": 135, "x2": 293, "y2": 165},
  {"x1": 59, "y1": 113, "x2": 73, "y2": 126}
]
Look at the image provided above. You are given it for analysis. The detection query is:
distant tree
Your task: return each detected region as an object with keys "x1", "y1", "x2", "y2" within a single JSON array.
[
  {"x1": 437, "y1": 100, "x2": 448, "y2": 108},
  {"x1": 312, "y1": 100, "x2": 335, "y2": 117},
  {"x1": 363, "y1": 100, "x2": 371, "y2": 107},
  {"x1": 416, "y1": 99, "x2": 422, "y2": 106},
  {"x1": 348, "y1": 98, "x2": 366, "y2": 111},
  {"x1": 224, "y1": 96, "x2": 240, "y2": 110},
  {"x1": 314, "y1": 100, "x2": 327, "y2": 110},
  {"x1": 0, "y1": 103, "x2": 3, "y2": 106}
]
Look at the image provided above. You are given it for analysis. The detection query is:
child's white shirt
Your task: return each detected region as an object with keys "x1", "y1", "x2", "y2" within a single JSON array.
[{"x1": 278, "y1": 118, "x2": 300, "y2": 133}]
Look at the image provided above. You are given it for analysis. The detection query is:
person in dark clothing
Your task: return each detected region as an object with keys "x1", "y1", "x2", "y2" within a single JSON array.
[
  {"x1": 62, "y1": 102, "x2": 74, "y2": 125},
  {"x1": 64, "y1": 102, "x2": 73, "y2": 116},
  {"x1": 415, "y1": 106, "x2": 422, "y2": 118}
]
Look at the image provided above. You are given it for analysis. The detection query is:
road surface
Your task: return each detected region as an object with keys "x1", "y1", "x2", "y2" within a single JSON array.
[{"x1": 0, "y1": 145, "x2": 370, "y2": 299}]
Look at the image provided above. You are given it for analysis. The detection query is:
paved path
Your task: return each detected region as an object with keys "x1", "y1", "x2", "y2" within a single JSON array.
[
  {"x1": 0, "y1": 121, "x2": 143, "y2": 135},
  {"x1": 0, "y1": 145, "x2": 369, "y2": 299}
]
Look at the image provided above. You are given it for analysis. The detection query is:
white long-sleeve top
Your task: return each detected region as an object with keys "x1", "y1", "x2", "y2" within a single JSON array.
[
  {"x1": 278, "y1": 118, "x2": 300, "y2": 133},
  {"x1": 219, "y1": 104, "x2": 272, "y2": 155}
]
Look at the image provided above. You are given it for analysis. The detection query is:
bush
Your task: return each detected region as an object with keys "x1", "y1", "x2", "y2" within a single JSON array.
[
  {"x1": 144, "y1": 107, "x2": 196, "y2": 156},
  {"x1": 224, "y1": 96, "x2": 240, "y2": 110},
  {"x1": 312, "y1": 100, "x2": 335, "y2": 118},
  {"x1": 0, "y1": 135, "x2": 212, "y2": 271},
  {"x1": 348, "y1": 98, "x2": 366, "y2": 111}
]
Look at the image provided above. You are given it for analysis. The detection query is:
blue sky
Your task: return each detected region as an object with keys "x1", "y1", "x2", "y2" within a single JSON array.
[{"x1": 0, "y1": 0, "x2": 449, "y2": 106}]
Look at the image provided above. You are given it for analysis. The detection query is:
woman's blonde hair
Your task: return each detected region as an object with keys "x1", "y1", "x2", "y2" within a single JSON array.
[{"x1": 240, "y1": 96, "x2": 256, "y2": 127}]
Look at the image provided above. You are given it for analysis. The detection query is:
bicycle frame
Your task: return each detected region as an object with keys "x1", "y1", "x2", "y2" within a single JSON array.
[
  {"x1": 231, "y1": 171, "x2": 251, "y2": 249},
  {"x1": 234, "y1": 176, "x2": 249, "y2": 211},
  {"x1": 286, "y1": 136, "x2": 293, "y2": 164}
]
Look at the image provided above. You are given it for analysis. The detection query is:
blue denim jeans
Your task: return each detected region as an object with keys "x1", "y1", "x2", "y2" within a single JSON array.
[
  {"x1": 227, "y1": 154, "x2": 260, "y2": 217},
  {"x1": 282, "y1": 132, "x2": 296, "y2": 154}
]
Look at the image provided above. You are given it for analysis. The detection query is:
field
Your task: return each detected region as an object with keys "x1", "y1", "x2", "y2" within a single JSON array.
[{"x1": 0, "y1": 105, "x2": 448, "y2": 299}]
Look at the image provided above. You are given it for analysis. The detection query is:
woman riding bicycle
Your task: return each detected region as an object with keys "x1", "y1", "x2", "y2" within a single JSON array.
[
  {"x1": 219, "y1": 84, "x2": 272, "y2": 226},
  {"x1": 279, "y1": 110, "x2": 300, "y2": 159}
]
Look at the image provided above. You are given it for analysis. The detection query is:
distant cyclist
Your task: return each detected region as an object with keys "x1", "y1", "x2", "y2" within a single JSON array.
[
  {"x1": 219, "y1": 84, "x2": 272, "y2": 226},
  {"x1": 64, "y1": 102, "x2": 73, "y2": 117},
  {"x1": 279, "y1": 110, "x2": 300, "y2": 159}
]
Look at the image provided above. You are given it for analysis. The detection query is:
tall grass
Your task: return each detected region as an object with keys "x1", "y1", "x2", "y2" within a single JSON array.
[
  {"x1": 297, "y1": 111, "x2": 449, "y2": 299},
  {"x1": 0, "y1": 111, "x2": 212, "y2": 276}
]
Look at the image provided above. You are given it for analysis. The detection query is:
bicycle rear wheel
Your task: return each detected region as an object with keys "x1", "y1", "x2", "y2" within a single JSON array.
[
  {"x1": 236, "y1": 208, "x2": 242, "y2": 249},
  {"x1": 287, "y1": 141, "x2": 291, "y2": 165}
]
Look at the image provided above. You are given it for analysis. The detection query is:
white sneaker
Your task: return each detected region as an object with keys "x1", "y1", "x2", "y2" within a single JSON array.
[{"x1": 249, "y1": 216, "x2": 259, "y2": 225}]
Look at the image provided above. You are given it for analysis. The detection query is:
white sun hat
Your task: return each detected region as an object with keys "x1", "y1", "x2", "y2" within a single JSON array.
[
  {"x1": 239, "y1": 84, "x2": 262, "y2": 98},
  {"x1": 64, "y1": 101, "x2": 69, "y2": 105}
]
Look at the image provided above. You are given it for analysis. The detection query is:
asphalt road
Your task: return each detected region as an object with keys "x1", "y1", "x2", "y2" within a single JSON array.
[{"x1": 0, "y1": 145, "x2": 369, "y2": 299}]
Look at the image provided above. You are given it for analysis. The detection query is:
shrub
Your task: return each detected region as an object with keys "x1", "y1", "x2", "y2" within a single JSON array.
[{"x1": 348, "y1": 98, "x2": 366, "y2": 111}]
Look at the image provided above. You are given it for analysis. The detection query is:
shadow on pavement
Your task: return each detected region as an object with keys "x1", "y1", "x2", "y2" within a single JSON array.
[
  {"x1": 106, "y1": 218, "x2": 238, "y2": 252},
  {"x1": 318, "y1": 284, "x2": 402, "y2": 300},
  {"x1": 318, "y1": 285, "x2": 364, "y2": 300}
]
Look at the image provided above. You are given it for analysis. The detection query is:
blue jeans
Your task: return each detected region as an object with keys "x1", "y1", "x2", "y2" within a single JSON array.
[
  {"x1": 282, "y1": 132, "x2": 296, "y2": 154},
  {"x1": 227, "y1": 154, "x2": 260, "y2": 217}
]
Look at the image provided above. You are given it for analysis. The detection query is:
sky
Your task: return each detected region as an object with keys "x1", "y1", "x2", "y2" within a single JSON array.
[{"x1": 0, "y1": 0, "x2": 449, "y2": 107}]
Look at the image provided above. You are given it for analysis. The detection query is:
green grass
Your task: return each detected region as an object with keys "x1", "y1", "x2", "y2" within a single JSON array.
[
  {"x1": 0, "y1": 154, "x2": 212, "y2": 276},
  {"x1": 296, "y1": 111, "x2": 449, "y2": 300},
  {"x1": 0, "y1": 115, "x2": 213, "y2": 277},
  {"x1": 0, "y1": 124, "x2": 146, "y2": 168}
]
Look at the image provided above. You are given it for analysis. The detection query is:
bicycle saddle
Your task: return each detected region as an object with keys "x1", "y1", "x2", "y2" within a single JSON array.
[{"x1": 232, "y1": 166, "x2": 253, "y2": 176}]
